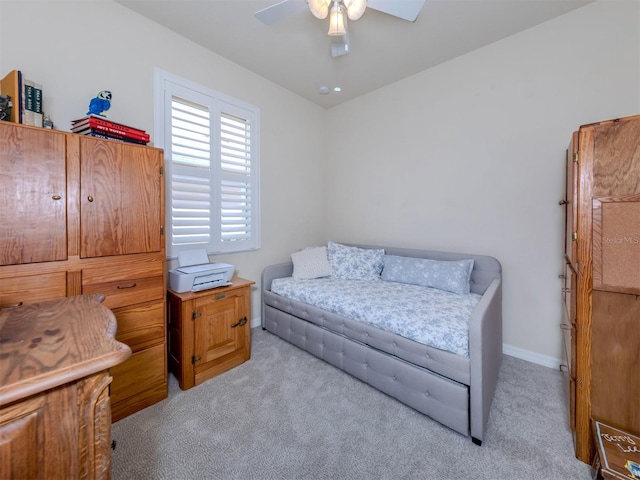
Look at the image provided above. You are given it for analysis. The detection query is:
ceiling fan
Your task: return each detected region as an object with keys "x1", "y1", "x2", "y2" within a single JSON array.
[{"x1": 255, "y1": 0, "x2": 426, "y2": 57}]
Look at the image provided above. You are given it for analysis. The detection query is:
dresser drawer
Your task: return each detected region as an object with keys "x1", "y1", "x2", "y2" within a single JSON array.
[
  {"x1": 112, "y1": 299, "x2": 165, "y2": 352},
  {"x1": 83, "y1": 275, "x2": 164, "y2": 310},
  {"x1": 0, "y1": 272, "x2": 67, "y2": 307},
  {"x1": 110, "y1": 343, "x2": 167, "y2": 421}
]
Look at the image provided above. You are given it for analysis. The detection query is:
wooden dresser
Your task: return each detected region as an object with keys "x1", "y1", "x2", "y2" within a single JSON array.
[
  {"x1": 167, "y1": 277, "x2": 254, "y2": 390},
  {"x1": 0, "y1": 295, "x2": 131, "y2": 479},
  {"x1": 0, "y1": 122, "x2": 167, "y2": 421},
  {"x1": 561, "y1": 114, "x2": 640, "y2": 463}
]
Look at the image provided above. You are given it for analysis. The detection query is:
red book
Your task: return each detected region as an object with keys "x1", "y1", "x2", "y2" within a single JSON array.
[
  {"x1": 83, "y1": 131, "x2": 148, "y2": 145},
  {"x1": 71, "y1": 115, "x2": 149, "y2": 140},
  {"x1": 73, "y1": 125, "x2": 150, "y2": 143}
]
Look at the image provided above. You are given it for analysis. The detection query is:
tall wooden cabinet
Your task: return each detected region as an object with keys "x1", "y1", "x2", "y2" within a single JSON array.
[
  {"x1": 0, "y1": 122, "x2": 167, "y2": 422},
  {"x1": 561, "y1": 114, "x2": 640, "y2": 464}
]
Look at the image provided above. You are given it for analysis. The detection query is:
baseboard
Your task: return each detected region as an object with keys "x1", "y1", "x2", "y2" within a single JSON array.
[
  {"x1": 503, "y1": 343, "x2": 561, "y2": 370},
  {"x1": 251, "y1": 316, "x2": 261, "y2": 329}
]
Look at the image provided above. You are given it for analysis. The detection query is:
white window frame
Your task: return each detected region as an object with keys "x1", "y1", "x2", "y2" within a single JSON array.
[{"x1": 154, "y1": 68, "x2": 260, "y2": 259}]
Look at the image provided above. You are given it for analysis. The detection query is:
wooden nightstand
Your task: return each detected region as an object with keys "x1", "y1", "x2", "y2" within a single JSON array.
[{"x1": 166, "y1": 277, "x2": 255, "y2": 390}]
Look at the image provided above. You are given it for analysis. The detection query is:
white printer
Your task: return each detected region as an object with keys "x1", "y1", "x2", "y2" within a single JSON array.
[{"x1": 169, "y1": 248, "x2": 234, "y2": 293}]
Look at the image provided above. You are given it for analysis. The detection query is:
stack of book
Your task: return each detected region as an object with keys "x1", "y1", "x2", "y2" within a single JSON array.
[
  {"x1": 0, "y1": 69, "x2": 44, "y2": 127},
  {"x1": 70, "y1": 114, "x2": 150, "y2": 145}
]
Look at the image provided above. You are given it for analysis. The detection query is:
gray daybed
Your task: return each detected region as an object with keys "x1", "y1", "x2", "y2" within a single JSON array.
[{"x1": 261, "y1": 244, "x2": 502, "y2": 445}]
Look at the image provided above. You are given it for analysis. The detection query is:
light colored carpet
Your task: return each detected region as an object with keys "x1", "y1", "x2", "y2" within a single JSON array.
[{"x1": 111, "y1": 327, "x2": 592, "y2": 480}]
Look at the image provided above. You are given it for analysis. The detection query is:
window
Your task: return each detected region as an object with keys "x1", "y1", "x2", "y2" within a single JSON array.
[{"x1": 154, "y1": 69, "x2": 260, "y2": 258}]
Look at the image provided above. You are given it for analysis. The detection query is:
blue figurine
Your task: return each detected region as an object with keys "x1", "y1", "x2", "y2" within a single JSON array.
[{"x1": 87, "y1": 90, "x2": 112, "y2": 116}]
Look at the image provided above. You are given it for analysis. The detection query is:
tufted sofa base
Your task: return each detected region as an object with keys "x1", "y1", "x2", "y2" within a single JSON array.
[
  {"x1": 263, "y1": 304, "x2": 470, "y2": 436},
  {"x1": 261, "y1": 245, "x2": 502, "y2": 445}
]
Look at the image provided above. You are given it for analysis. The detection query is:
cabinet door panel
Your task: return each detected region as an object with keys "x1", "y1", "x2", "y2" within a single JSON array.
[
  {"x1": 193, "y1": 287, "x2": 250, "y2": 385},
  {"x1": 195, "y1": 295, "x2": 243, "y2": 363},
  {"x1": 0, "y1": 124, "x2": 67, "y2": 266},
  {"x1": 591, "y1": 290, "x2": 640, "y2": 434},
  {"x1": 565, "y1": 132, "x2": 578, "y2": 265},
  {"x1": 0, "y1": 405, "x2": 44, "y2": 480},
  {"x1": 80, "y1": 138, "x2": 162, "y2": 258}
]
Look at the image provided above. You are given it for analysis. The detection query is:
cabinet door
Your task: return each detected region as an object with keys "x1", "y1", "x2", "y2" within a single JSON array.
[
  {"x1": 193, "y1": 287, "x2": 250, "y2": 384},
  {"x1": 0, "y1": 396, "x2": 47, "y2": 480},
  {"x1": 564, "y1": 132, "x2": 578, "y2": 265},
  {"x1": 0, "y1": 124, "x2": 67, "y2": 266},
  {"x1": 591, "y1": 290, "x2": 640, "y2": 435},
  {"x1": 79, "y1": 138, "x2": 163, "y2": 258}
]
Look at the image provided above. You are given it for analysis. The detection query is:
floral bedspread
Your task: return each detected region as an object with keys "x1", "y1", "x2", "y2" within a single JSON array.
[{"x1": 270, "y1": 277, "x2": 481, "y2": 357}]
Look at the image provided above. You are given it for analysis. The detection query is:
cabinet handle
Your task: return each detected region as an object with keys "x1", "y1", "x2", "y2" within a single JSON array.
[
  {"x1": 88, "y1": 195, "x2": 94, "y2": 202},
  {"x1": 231, "y1": 316, "x2": 247, "y2": 328},
  {"x1": 558, "y1": 199, "x2": 568, "y2": 205},
  {"x1": 52, "y1": 195, "x2": 62, "y2": 200},
  {"x1": 117, "y1": 283, "x2": 137, "y2": 289}
]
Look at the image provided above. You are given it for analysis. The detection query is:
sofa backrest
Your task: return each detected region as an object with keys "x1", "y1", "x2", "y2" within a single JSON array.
[
  {"x1": 262, "y1": 244, "x2": 502, "y2": 296},
  {"x1": 350, "y1": 244, "x2": 502, "y2": 295}
]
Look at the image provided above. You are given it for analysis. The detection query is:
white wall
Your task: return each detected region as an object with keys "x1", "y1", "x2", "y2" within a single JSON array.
[
  {"x1": 1, "y1": 0, "x2": 638, "y2": 366},
  {"x1": 325, "y1": 0, "x2": 640, "y2": 365},
  {"x1": 0, "y1": 0, "x2": 329, "y2": 322}
]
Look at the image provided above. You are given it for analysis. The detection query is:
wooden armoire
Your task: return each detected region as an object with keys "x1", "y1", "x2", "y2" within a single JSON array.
[
  {"x1": 0, "y1": 122, "x2": 168, "y2": 422},
  {"x1": 561, "y1": 114, "x2": 640, "y2": 463}
]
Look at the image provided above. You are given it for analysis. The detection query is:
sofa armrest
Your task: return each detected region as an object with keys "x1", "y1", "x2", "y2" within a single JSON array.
[
  {"x1": 261, "y1": 262, "x2": 294, "y2": 328},
  {"x1": 468, "y1": 277, "x2": 503, "y2": 443}
]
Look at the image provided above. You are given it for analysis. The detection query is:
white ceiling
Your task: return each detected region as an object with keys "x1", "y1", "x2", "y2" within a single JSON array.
[{"x1": 114, "y1": 0, "x2": 594, "y2": 109}]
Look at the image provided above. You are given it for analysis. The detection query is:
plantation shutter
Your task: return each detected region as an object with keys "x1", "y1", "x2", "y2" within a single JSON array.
[
  {"x1": 216, "y1": 102, "x2": 256, "y2": 252},
  {"x1": 164, "y1": 79, "x2": 260, "y2": 258},
  {"x1": 170, "y1": 97, "x2": 212, "y2": 250}
]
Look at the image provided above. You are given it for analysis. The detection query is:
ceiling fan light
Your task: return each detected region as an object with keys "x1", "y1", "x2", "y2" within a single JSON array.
[
  {"x1": 308, "y1": 0, "x2": 330, "y2": 19},
  {"x1": 327, "y1": 3, "x2": 347, "y2": 36},
  {"x1": 344, "y1": 0, "x2": 366, "y2": 20}
]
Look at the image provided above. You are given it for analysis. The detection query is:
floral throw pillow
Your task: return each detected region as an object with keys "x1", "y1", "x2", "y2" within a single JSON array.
[
  {"x1": 291, "y1": 246, "x2": 332, "y2": 279},
  {"x1": 327, "y1": 242, "x2": 385, "y2": 281},
  {"x1": 381, "y1": 255, "x2": 474, "y2": 294}
]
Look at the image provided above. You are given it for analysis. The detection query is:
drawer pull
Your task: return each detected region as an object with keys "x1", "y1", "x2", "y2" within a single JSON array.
[
  {"x1": 117, "y1": 283, "x2": 137, "y2": 290},
  {"x1": 231, "y1": 316, "x2": 247, "y2": 328},
  {"x1": 88, "y1": 195, "x2": 94, "y2": 202},
  {"x1": 0, "y1": 301, "x2": 23, "y2": 310},
  {"x1": 52, "y1": 195, "x2": 62, "y2": 200}
]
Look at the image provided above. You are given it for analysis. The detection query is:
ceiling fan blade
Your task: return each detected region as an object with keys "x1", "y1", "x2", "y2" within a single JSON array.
[
  {"x1": 366, "y1": 0, "x2": 425, "y2": 22},
  {"x1": 331, "y1": 33, "x2": 350, "y2": 57},
  {"x1": 255, "y1": 0, "x2": 308, "y2": 25}
]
